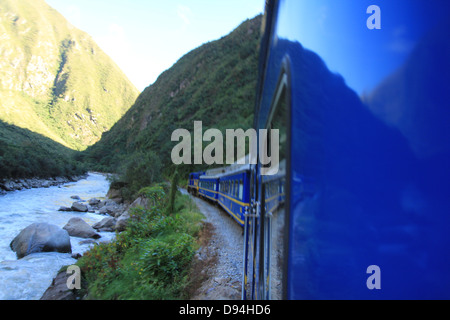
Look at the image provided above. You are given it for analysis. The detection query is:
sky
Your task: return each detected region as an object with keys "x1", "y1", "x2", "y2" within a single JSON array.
[{"x1": 45, "y1": 0, "x2": 265, "y2": 92}]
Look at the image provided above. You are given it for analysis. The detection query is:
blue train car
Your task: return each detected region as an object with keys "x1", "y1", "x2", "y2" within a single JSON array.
[
  {"x1": 217, "y1": 166, "x2": 251, "y2": 226},
  {"x1": 245, "y1": 0, "x2": 450, "y2": 300},
  {"x1": 261, "y1": 161, "x2": 285, "y2": 215},
  {"x1": 187, "y1": 171, "x2": 205, "y2": 196},
  {"x1": 198, "y1": 175, "x2": 219, "y2": 202}
]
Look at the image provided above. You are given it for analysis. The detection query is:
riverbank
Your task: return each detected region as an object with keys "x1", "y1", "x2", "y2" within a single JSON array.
[
  {"x1": 41, "y1": 186, "x2": 245, "y2": 300},
  {"x1": 0, "y1": 174, "x2": 89, "y2": 194},
  {"x1": 0, "y1": 172, "x2": 112, "y2": 300},
  {"x1": 42, "y1": 183, "x2": 206, "y2": 300}
]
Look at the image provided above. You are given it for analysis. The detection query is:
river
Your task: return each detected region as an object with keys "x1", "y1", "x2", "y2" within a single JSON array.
[{"x1": 0, "y1": 172, "x2": 114, "y2": 300}]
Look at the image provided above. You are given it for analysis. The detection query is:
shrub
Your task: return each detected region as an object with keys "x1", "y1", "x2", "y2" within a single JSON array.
[{"x1": 76, "y1": 186, "x2": 204, "y2": 300}]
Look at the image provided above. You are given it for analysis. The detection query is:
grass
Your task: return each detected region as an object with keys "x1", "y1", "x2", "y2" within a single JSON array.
[{"x1": 76, "y1": 183, "x2": 205, "y2": 300}]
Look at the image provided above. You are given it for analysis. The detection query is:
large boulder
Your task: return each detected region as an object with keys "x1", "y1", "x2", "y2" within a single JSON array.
[
  {"x1": 106, "y1": 187, "x2": 123, "y2": 204},
  {"x1": 115, "y1": 211, "x2": 130, "y2": 232},
  {"x1": 40, "y1": 270, "x2": 77, "y2": 300},
  {"x1": 98, "y1": 200, "x2": 124, "y2": 217},
  {"x1": 10, "y1": 223, "x2": 72, "y2": 259},
  {"x1": 92, "y1": 217, "x2": 116, "y2": 232},
  {"x1": 130, "y1": 196, "x2": 150, "y2": 210},
  {"x1": 71, "y1": 202, "x2": 88, "y2": 212},
  {"x1": 88, "y1": 198, "x2": 101, "y2": 207},
  {"x1": 63, "y1": 217, "x2": 100, "y2": 239}
]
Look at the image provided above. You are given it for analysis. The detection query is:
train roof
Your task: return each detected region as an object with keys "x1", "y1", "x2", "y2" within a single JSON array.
[
  {"x1": 198, "y1": 155, "x2": 253, "y2": 179},
  {"x1": 200, "y1": 161, "x2": 252, "y2": 179}
]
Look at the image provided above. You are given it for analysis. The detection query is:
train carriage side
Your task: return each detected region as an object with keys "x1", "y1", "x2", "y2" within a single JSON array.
[
  {"x1": 249, "y1": 0, "x2": 450, "y2": 300},
  {"x1": 198, "y1": 175, "x2": 219, "y2": 202},
  {"x1": 188, "y1": 171, "x2": 205, "y2": 196},
  {"x1": 261, "y1": 166, "x2": 285, "y2": 216},
  {"x1": 217, "y1": 169, "x2": 251, "y2": 227}
]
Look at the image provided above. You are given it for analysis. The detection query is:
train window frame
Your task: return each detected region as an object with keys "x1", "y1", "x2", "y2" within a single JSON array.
[{"x1": 259, "y1": 56, "x2": 292, "y2": 300}]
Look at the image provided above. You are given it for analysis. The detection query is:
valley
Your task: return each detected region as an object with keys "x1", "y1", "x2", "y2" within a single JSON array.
[{"x1": 0, "y1": 0, "x2": 262, "y2": 301}]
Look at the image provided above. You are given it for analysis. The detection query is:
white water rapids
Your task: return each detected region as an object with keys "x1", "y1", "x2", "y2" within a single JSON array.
[{"x1": 0, "y1": 172, "x2": 115, "y2": 300}]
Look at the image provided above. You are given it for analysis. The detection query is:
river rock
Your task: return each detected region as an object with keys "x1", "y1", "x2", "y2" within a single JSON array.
[
  {"x1": 93, "y1": 217, "x2": 116, "y2": 232},
  {"x1": 0, "y1": 181, "x2": 20, "y2": 191},
  {"x1": 115, "y1": 211, "x2": 130, "y2": 232},
  {"x1": 130, "y1": 196, "x2": 150, "y2": 210},
  {"x1": 98, "y1": 200, "x2": 123, "y2": 217},
  {"x1": 10, "y1": 223, "x2": 72, "y2": 259},
  {"x1": 106, "y1": 187, "x2": 123, "y2": 204},
  {"x1": 71, "y1": 202, "x2": 88, "y2": 212},
  {"x1": 40, "y1": 270, "x2": 77, "y2": 300},
  {"x1": 63, "y1": 217, "x2": 100, "y2": 239},
  {"x1": 88, "y1": 198, "x2": 101, "y2": 206}
]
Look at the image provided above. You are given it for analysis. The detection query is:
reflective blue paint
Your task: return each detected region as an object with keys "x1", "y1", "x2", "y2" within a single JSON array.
[{"x1": 257, "y1": 0, "x2": 450, "y2": 299}]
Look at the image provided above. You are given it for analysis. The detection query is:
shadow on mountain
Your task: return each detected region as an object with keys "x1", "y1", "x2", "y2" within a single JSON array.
[{"x1": 0, "y1": 120, "x2": 86, "y2": 179}]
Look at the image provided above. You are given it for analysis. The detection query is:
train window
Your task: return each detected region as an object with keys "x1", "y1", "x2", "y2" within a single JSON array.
[
  {"x1": 239, "y1": 180, "x2": 243, "y2": 200},
  {"x1": 237, "y1": 180, "x2": 240, "y2": 198}
]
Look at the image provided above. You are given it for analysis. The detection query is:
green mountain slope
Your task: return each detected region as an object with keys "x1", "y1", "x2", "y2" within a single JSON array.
[
  {"x1": 0, "y1": 0, "x2": 139, "y2": 151},
  {"x1": 0, "y1": 119, "x2": 85, "y2": 179},
  {"x1": 84, "y1": 15, "x2": 262, "y2": 196}
]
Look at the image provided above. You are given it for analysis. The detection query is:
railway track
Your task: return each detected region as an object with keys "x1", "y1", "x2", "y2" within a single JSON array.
[{"x1": 181, "y1": 189, "x2": 243, "y2": 300}]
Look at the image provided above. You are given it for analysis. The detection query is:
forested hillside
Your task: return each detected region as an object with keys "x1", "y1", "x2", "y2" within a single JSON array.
[{"x1": 84, "y1": 15, "x2": 262, "y2": 197}]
